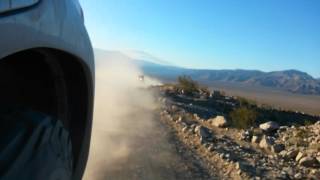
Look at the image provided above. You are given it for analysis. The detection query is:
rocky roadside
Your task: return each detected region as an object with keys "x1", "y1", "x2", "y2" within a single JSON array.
[{"x1": 157, "y1": 93, "x2": 320, "y2": 180}]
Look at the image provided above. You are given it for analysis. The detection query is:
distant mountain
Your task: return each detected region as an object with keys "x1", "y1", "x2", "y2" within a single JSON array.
[
  {"x1": 138, "y1": 63, "x2": 320, "y2": 95},
  {"x1": 94, "y1": 49, "x2": 320, "y2": 95}
]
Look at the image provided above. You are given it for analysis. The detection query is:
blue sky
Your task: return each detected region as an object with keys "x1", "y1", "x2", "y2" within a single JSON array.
[{"x1": 79, "y1": 0, "x2": 320, "y2": 78}]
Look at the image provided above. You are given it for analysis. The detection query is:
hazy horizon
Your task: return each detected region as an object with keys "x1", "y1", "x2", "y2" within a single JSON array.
[{"x1": 95, "y1": 48, "x2": 320, "y2": 79}]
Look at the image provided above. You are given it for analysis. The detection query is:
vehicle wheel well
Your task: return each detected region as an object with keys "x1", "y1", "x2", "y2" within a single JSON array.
[{"x1": 0, "y1": 48, "x2": 93, "y2": 174}]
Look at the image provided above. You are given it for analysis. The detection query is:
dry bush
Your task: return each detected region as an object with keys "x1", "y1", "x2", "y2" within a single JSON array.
[
  {"x1": 230, "y1": 107, "x2": 257, "y2": 129},
  {"x1": 177, "y1": 75, "x2": 199, "y2": 95}
]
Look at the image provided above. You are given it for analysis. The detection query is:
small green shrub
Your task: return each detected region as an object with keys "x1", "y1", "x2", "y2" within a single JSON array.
[
  {"x1": 177, "y1": 75, "x2": 199, "y2": 95},
  {"x1": 237, "y1": 96, "x2": 256, "y2": 107},
  {"x1": 229, "y1": 107, "x2": 258, "y2": 129},
  {"x1": 303, "y1": 119, "x2": 314, "y2": 126}
]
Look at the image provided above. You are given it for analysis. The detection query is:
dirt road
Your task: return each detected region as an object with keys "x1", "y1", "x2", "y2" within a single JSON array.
[{"x1": 84, "y1": 107, "x2": 213, "y2": 180}]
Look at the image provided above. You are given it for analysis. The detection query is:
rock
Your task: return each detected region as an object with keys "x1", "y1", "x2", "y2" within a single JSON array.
[
  {"x1": 281, "y1": 135, "x2": 289, "y2": 142},
  {"x1": 259, "y1": 136, "x2": 274, "y2": 150},
  {"x1": 193, "y1": 114, "x2": 200, "y2": 120},
  {"x1": 198, "y1": 126, "x2": 211, "y2": 138},
  {"x1": 240, "y1": 130, "x2": 252, "y2": 142},
  {"x1": 182, "y1": 127, "x2": 188, "y2": 133},
  {"x1": 251, "y1": 135, "x2": 261, "y2": 144},
  {"x1": 279, "y1": 150, "x2": 287, "y2": 157},
  {"x1": 171, "y1": 105, "x2": 178, "y2": 112},
  {"x1": 190, "y1": 124, "x2": 196, "y2": 133},
  {"x1": 195, "y1": 126, "x2": 212, "y2": 142},
  {"x1": 271, "y1": 144, "x2": 285, "y2": 153},
  {"x1": 237, "y1": 170, "x2": 242, "y2": 175},
  {"x1": 282, "y1": 167, "x2": 294, "y2": 177},
  {"x1": 286, "y1": 149, "x2": 299, "y2": 159},
  {"x1": 235, "y1": 162, "x2": 243, "y2": 170},
  {"x1": 207, "y1": 145, "x2": 214, "y2": 152},
  {"x1": 195, "y1": 125, "x2": 201, "y2": 133},
  {"x1": 279, "y1": 171, "x2": 290, "y2": 179},
  {"x1": 209, "y1": 116, "x2": 227, "y2": 128},
  {"x1": 279, "y1": 126, "x2": 289, "y2": 132},
  {"x1": 294, "y1": 173, "x2": 302, "y2": 179},
  {"x1": 295, "y1": 152, "x2": 305, "y2": 162},
  {"x1": 259, "y1": 121, "x2": 279, "y2": 132},
  {"x1": 299, "y1": 157, "x2": 319, "y2": 167}
]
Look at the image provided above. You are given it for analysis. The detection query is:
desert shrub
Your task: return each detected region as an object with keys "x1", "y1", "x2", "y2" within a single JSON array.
[
  {"x1": 177, "y1": 75, "x2": 199, "y2": 95},
  {"x1": 199, "y1": 86, "x2": 210, "y2": 94},
  {"x1": 229, "y1": 107, "x2": 258, "y2": 129},
  {"x1": 237, "y1": 96, "x2": 256, "y2": 107},
  {"x1": 303, "y1": 119, "x2": 314, "y2": 126}
]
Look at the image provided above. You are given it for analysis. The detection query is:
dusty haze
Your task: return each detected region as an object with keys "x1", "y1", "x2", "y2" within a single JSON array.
[{"x1": 83, "y1": 54, "x2": 161, "y2": 180}]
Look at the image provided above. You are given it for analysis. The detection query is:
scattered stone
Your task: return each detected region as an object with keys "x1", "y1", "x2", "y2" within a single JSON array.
[
  {"x1": 193, "y1": 114, "x2": 200, "y2": 120},
  {"x1": 195, "y1": 125, "x2": 212, "y2": 143},
  {"x1": 259, "y1": 121, "x2": 279, "y2": 132},
  {"x1": 195, "y1": 125, "x2": 201, "y2": 133},
  {"x1": 235, "y1": 162, "x2": 243, "y2": 170},
  {"x1": 259, "y1": 136, "x2": 274, "y2": 150},
  {"x1": 295, "y1": 152, "x2": 305, "y2": 162},
  {"x1": 279, "y1": 126, "x2": 289, "y2": 132},
  {"x1": 207, "y1": 145, "x2": 214, "y2": 152},
  {"x1": 279, "y1": 171, "x2": 290, "y2": 179},
  {"x1": 294, "y1": 173, "x2": 302, "y2": 179},
  {"x1": 171, "y1": 105, "x2": 178, "y2": 112},
  {"x1": 240, "y1": 130, "x2": 252, "y2": 142},
  {"x1": 251, "y1": 135, "x2": 261, "y2": 144},
  {"x1": 237, "y1": 170, "x2": 242, "y2": 175},
  {"x1": 286, "y1": 149, "x2": 299, "y2": 159},
  {"x1": 182, "y1": 127, "x2": 188, "y2": 133},
  {"x1": 299, "y1": 157, "x2": 319, "y2": 167},
  {"x1": 271, "y1": 144, "x2": 285, "y2": 153},
  {"x1": 209, "y1": 116, "x2": 227, "y2": 128}
]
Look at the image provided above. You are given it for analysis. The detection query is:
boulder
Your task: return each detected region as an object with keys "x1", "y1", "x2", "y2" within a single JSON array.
[
  {"x1": 299, "y1": 157, "x2": 320, "y2": 167},
  {"x1": 259, "y1": 121, "x2": 279, "y2": 132},
  {"x1": 259, "y1": 136, "x2": 274, "y2": 150},
  {"x1": 209, "y1": 116, "x2": 228, "y2": 128}
]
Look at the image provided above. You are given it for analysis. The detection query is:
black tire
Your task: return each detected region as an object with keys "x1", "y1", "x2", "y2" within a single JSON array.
[{"x1": 0, "y1": 107, "x2": 73, "y2": 180}]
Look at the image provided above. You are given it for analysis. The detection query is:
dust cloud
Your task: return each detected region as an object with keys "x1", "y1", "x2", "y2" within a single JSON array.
[{"x1": 83, "y1": 53, "x2": 161, "y2": 180}]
